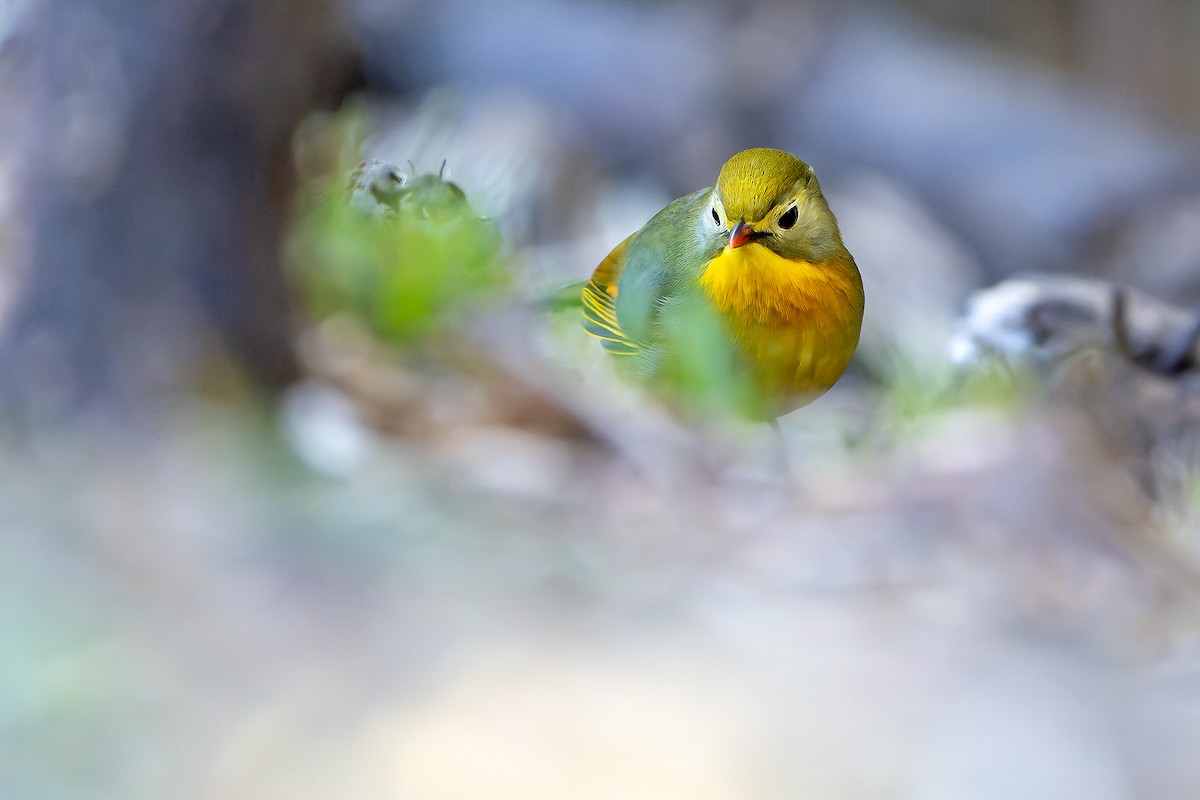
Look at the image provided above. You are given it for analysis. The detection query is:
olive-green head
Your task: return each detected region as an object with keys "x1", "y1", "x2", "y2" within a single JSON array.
[{"x1": 708, "y1": 148, "x2": 844, "y2": 262}]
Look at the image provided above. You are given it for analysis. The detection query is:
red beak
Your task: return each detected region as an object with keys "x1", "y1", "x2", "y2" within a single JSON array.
[{"x1": 729, "y1": 221, "x2": 757, "y2": 249}]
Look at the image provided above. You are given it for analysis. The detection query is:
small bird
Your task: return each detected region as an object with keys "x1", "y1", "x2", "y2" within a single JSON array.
[{"x1": 582, "y1": 148, "x2": 864, "y2": 419}]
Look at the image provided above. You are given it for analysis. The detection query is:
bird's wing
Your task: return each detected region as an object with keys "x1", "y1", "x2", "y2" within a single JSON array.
[{"x1": 582, "y1": 234, "x2": 641, "y2": 355}]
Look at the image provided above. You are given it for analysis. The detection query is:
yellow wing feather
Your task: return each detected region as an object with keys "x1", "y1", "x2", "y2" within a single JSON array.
[{"x1": 581, "y1": 234, "x2": 640, "y2": 355}]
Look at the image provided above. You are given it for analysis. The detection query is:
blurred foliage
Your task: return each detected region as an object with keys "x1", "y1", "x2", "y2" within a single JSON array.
[
  {"x1": 641, "y1": 300, "x2": 768, "y2": 421},
  {"x1": 875, "y1": 352, "x2": 1033, "y2": 437},
  {"x1": 287, "y1": 107, "x2": 508, "y2": 346}
]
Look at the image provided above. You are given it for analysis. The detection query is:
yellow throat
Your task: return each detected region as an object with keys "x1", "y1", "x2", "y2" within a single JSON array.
[{"x1": 699, "y1": 241, "x2": 863, "y2": 404}]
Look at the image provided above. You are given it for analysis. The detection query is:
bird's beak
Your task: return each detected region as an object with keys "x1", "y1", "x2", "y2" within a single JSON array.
[{"x1": 729, "y1": 221, "x2": 757, "y2": 249}]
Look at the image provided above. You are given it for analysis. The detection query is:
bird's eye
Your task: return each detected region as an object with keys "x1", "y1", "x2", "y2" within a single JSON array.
[
  {"x1": 711, "y1": 206, "x2": 721, "y2": 226},
  {"x1": 778, "y1": 205, "x2": 799, "y2": 230}
]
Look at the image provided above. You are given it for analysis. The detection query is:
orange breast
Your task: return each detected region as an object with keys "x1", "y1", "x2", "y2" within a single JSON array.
[{"x1": 698, "y1": 243, "x2": 864, "y2": 407}]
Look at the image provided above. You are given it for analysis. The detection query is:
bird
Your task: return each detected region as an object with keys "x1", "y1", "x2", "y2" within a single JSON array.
[{"x1": 581, "y1": 148, "x2": 864, "y2": 420}]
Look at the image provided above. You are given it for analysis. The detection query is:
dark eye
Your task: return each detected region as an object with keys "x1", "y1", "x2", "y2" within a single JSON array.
[
  {"x1": 778, "y1": 205, "x2": 798, "y2": 230},
  {"x1": 711, "y1": 206, "x2": 721, "y2": 225}
]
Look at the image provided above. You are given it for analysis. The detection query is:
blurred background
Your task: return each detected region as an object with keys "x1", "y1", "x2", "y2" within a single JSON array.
[{"x1": 6, "y1": 0, "x2": 1200, "y2": 797}]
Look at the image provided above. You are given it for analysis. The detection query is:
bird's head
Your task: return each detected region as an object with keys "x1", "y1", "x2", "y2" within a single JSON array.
[{"x1": 707, "y1": 148, "x2": 844, "y2": 262}]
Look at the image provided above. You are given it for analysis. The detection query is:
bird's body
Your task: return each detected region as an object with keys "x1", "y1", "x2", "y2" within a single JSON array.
[{"x1": 582, "y1": 148, "x2": 864, "y2": 418}]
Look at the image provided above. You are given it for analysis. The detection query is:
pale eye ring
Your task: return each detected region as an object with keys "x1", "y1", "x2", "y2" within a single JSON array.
[
  {"x1": 778, "y1": 205, "x2": 799, "y2": 230},
  {"x1": 711, "y1": 206, "x2": 721, "y2": 226}
]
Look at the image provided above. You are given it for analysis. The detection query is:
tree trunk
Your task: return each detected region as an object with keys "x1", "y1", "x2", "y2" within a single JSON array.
[{"x1": 1, "y1": 0, "x2": 360, "y2": 426}]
